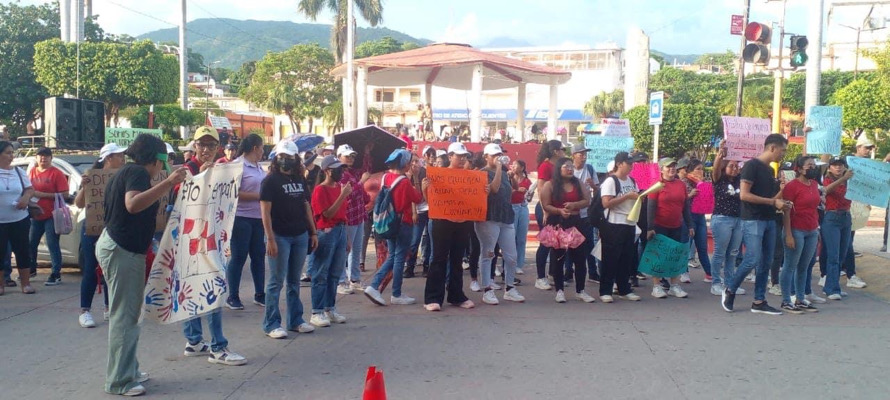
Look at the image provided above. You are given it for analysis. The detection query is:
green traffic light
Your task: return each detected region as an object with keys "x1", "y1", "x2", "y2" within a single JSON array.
[{"x1": 791, "y1": 51, "x2": 808, "y2": 67}]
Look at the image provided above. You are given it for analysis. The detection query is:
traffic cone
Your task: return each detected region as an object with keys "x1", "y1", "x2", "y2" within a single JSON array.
[{"x1": 362, "y1": 365, "x2": 387, "y2": 400}]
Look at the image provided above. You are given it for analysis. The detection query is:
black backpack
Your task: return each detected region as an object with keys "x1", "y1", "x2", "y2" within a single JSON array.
[{"x1": 588, "y1": 175, "x2": 635, "y2": 229}]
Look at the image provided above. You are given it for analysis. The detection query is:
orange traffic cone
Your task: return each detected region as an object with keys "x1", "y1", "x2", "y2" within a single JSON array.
[{"x1": 363, "y1": 366, "x2": 387, "y2": 400}]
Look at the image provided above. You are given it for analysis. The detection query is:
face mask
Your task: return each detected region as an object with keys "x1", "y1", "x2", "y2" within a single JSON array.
[
  {"x1": 804, "y1": 168, "x2": 820, "y2": 181},
  {"x1": 330, "y1": 168, "x2": 344, "y2": 182},
  {"x1": 277, "y1": 158, "x2": 297, "y2": 172}
]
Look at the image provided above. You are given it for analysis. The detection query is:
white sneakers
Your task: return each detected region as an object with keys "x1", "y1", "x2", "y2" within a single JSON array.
[
  {"x1": 79, "y1": 311, "x2": 96, "y2": 328},
  {"x1": 768, "y1": 285, "x2": 782, "y2": 296},
  {"x1": 847, "y1": 275, "x2": 867, "y2": 288},
  {"x1": 827, "y1": 293, "x2": 843, "y2": 301},
  {"x1": 267, "y1": 328, "x2": 288, "y2": 339},
  {"x1": 806, "y1": 293, "x2": 827, "y2": 304},
  {"x1": 208, "y1": 348, "x2": 248, "y2": 366},
  {"x1": 295, "y1": 323, "x2": 315, "y2": 333},
  {"x1": 555, "y1": 290, "x2": 567, "y2": 303},
  {"x1": 652, "y1": 286, "x2": 667, "y2": 298},
  {"x1": 679, "y1": 273, "x2": 692, "y2": 283},
  {"x1": 619, "y1": 293, "x2": 641, "y2": 301},
  {"x1": 326, "y1": 310, "x2": 347, "y2": 324},
  {"x1": 391, "y1": 295, "x2": 416, "y2": 305},
  {"x1": 310, "y1": 313, "x2": 331, "y2": 327},
  {"x1": 336, "y1": 284, "x2": 354, "y2": 295},
  {"x1": 515, "y1": 268, "x2": 524, "y2": 275},
  {"x1": 363, "y1": 287, "x2": 387, "y2": 306},
  {"x1": 470, "y1": 280, "x2": 481, "y2": 292},
  {"x1": 482, "y1": 290, "x2": 499, "y2": 305},
  {"x1": 818, "y1": 275, "x2": 826, "y2": 287},
  {"x1": 668, "y1": 286, "x2": 688, "y2": 298},
  {"x1": 599, "y1": 294, "x2": 614, "y2": 303},
  {"x1": 534, "y1": 278, "x2": 552, "y2": 291},
  {"x1": 710, "y1": 284, "x2": 725, "y2": 296},
  {"x1": 122, "y1": 385, "x2": 146, "y2": 396},
  {"x1": 489, "y1": 281, "x2": 501, "y2": 290},
  {"x1": 503, "y1": 288, "x2": 525, "y2": 302},
  {"x1": 575, "y1": 291, "x2": 596, "y2": 303}
]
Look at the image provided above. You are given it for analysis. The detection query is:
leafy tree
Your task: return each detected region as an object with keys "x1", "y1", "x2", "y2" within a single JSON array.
[
  {"x1": 781, "y1": 70, "x2": 860, "y2": 115},
  {"x1": 243, "y1": 44, "x2": 340, "y2": 134},
  {"x1": 129, "y1": 104, "x2": 204, "y2": 137},
  {"x1": 355, "y1": 36, "x2": 418, "y2": 58},
  {"x1": 322, "y1": 99, "x2": 344, "y2": 133},
  {"x1": 229, "y1": 61, "x2": 257, "y2": 96},
  {"x1": 298, "y1": 0, "x2": 384, "y2": 63},
  {"x1": 649, "y1": 67, "x2": 735, "y2": 107},
  {"x1": 583, "y1": 90, "x2": 623, "y2": 119},
  {"x1": 693, "y1": 51, "x2": 737, "y2": 73},
  {"x1": 191, "y1": 99, "x2": 225, "y2": 117},
  {"x1": 862, "y1": 40, "x2": 890, "y2": 82},
  {"x1": 624, "y1": 104, "x2": 722, "y2": 160},
  {"x1": 831, "y1": 78, "x2": 890, "y2": 139}
]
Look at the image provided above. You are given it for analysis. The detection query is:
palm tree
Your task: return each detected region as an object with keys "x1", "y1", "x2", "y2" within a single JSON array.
[
  {"x1": 297, "y1": 0, "x2": 384, "y2": 63},
  {"x1": 583, "y1": 90, "x2": 624, "y2": 119}
]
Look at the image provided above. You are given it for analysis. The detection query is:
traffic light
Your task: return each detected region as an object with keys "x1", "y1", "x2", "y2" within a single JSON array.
[
  {"x1": 743, "y1": 22, "x2": 772, "y2": 65},
  {"x1": 790, "y1": 35, "x2": 809, "y2": 67}
]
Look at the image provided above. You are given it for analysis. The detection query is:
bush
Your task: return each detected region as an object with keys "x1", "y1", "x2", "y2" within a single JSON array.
[{"x1": 625, "y1": 103, "x2": 722, "y2": 159}]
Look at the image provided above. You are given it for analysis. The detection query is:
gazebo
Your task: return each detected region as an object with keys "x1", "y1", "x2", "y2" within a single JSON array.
[{"x1": 332, "y1": 43, "x2": 572, "y2": 142}]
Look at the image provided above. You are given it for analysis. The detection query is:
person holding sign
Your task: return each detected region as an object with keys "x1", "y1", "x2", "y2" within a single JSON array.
[
  {"x1": 821, "y1": 158, "x2": 854, "y2": 301},
  {"x1": 778, "y1": 156, "x2": 822, "y2": 314},
  {"x1": 598, "y1": 152, "x2": 644, "y2": 303},
  {"x1": 681, "y1": 159, "x2": 713, "y2": 283},
  {"x1": 708, "y1": 143, "x2": 746, "y2": 297},
  {"x1": 73, "y1": 143, "x2": 126, "y2": 328},
  {"x1": 645, "y1": 158, "x2": 692, "y2": 299},
  {"x1": 533, "y1": 140, "x2": 566, "y2": 291}
]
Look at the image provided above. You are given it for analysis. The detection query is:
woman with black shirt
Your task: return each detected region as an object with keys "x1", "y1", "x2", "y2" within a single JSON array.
[{"x1": 709, "y1": 143, "x2": 746, "y2": 297}]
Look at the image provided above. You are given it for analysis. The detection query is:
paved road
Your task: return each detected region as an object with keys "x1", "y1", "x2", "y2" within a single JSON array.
[{"x1": 2, "y1": 230, "x2": 889, "y2": 400}]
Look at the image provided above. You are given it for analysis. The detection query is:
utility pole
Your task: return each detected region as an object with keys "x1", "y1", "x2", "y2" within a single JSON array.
[
  {"x1": 735, "y1": 0, "x2": 752, "y2": 116},
  {"x1": 346, "y1": 0, "x2": 356, "y2": 131},
  {"x1": 179, "y1": 0, "x2": 189, "y2": 139},
  {"x1": 771, "y1": 0, "x2": 788, "y2": 134},
  {"x1": 805, "y1": 0, "x2": 825, "y2": 115}
]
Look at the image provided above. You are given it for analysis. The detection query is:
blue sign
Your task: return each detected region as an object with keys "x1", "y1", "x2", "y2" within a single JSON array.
[
  {"x1": 584, "y1": 135, "x2": 634, "y2": 172},
  {"x1": 805, "y1": 106, "x2": 843, "y2": 156},
  {"x1": 649, "y1": 91, "x2": 664, "y2": 125},
  {"x1": 432, "y1": 109, "x2": 587, "y2": 121},
  {"x1": 845, "y1": 156, "x2": 890, "y2": 208},
  {"x1": 638, "y1": 234, "x2": 687, "y2": 278}
]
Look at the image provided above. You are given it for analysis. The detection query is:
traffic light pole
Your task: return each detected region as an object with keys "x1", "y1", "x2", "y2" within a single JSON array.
[
  {"x1": 771, "y1": 0, "x2": 787, "y2": 134},
  {"x1": 735, "y1": 0, "x2": 752, "y2": 116}
]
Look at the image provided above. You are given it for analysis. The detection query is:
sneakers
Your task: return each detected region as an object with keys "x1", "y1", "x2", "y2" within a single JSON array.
[
  {"x1": 184, "y1": 341, "x2": 211, "y2": 357},
  {"x1": 679, "y1": 273, "x2": 691, "y2": 283},
  {"x1": 751, "y1": 301, "x2": 783, "y2": 315},
  {"x1": 44, "y1": 273, "x2": 61, "y2": 286},
  {"x1": 599, "y1": 294, "x2": 614, "y2": 303},
  {"x1": 745, "y1": 272, "x2": 756, "y2": 282},
  {"x1": 818, "y1": 276, "x2": 826, "y2": 287},
  {"x1": 337, "y1": 283, "x2": 355, "y2": 295},
  {"x1": 225, "y1": 297, "x2": 244, "y2": 310},
  {"x1": 489, "y1": 281, "x2": 502, "y2": 290},
  {"x1": 482, "y1": 290, "x2": 499, "y2": 305},
  {"x1": 710, "y1": 284, "x2": 725, "y2": 296},
  {"x1": 575, "y1": 291, "x2": 596, "y2": 303},
  {"x1": 458, "y1": 300, "x2": 475, "y2": 309},
  {"x1": 470, "y1": 280, "x2": 481, "y2": 292},
  {"x1": 137, "y1": 371, "x2": 149, "y2": 383},
  {"x1": 391, "y1": 295, "x2": 416, "y2": 305},
  {"x1": 703, "y1": 274, "x2": 713, "y2": 283},
  {"x1": 103, "y1": 309, "x2": 110, "y2": 321},
  {"x1": 503, "y1": 288, "x2": 525, "y2": 302},
  {"x1": 534, "y1": 278, "x2": 552, "y2": 291},
  {"x1": 494, "y1": 268, "x2": 502, "y2": 278},
  {"x1": 735, "y1": 287, "x2": 747, "y2": 295},
  {"x1": 299, "y1": 273, "x2": 311, "y2": 287},
  {"x1": 619, "y1": 293, "x2": 641, "y2": 301},
  {"x1": 310, "y1": 313, "x2": 331, "y2": 327},
  {"x1": 721, "y1": 288, "x2": 736, "y2": 312},
  {"x1": 424, "y1": 303, "x2": 441, "y2": 311},
  {"x1": 267, "y1": 328, "x2": 288, "y2": 339},
  {"x1": 827, "y1": 293, "x2": 843, "y2": 301},
  {"x1": 554, "y1": 290, "x2": 567, "y2": 303},
  {"x1": 349, "y1": 281, "x2": 364, "y2": 290},
  {"x1": 651, "y1": 286, "x2": 667, "y2": 298},
  {"x1": 79, "y1": 311, "x2": 96, "y2": 328},
  {"x1": 668, "y1": 285, "x2": 688, "y2": 298},
  {"x1": 325, "y1": 310, "x2": 347, "y2": 324},
  {"x1": 780, "y1": 302, "x2": 804, "y2": 315},
  {"x1": 795, "y1": 301, "x2": 819, "y2": 313},
  {"x1": 806, "y1": 293, "x2": 827, "y2": 304},
  {"x1": 768, "y1": 284, "x2": 782, "y2": 296},
  {"x1": 122, "y1": 384, "x2": 146, "y2": 396},
  {"x1": 847, "y1": 275, "x2": 867, "y2": 288},
  {"x1": 688, "y1": 259, "x2": 701, "y2": 269},
  {"x1": 363, "y1": 286, "x2": 387, "y2": 306},
  {"x1": 515, "y1": 268, "x2": 524, "y2": 275},
  {"x1": 292, "y1": 323, "x2": 315, "y2": 333},
  {"x1": 253, "y1": 294, "x2": 265, "y2": 307},
  {"x1": 208, "y1": 348, "x2": 247, "y2": 366}
]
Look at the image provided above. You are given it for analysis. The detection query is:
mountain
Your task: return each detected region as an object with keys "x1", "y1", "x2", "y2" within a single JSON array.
[
  {"x1": 137, "y1": 18, "x2": 432, "y2": 69},
  {"x1": 651, "y1": 50, "x2": 700, "y2": 66}
]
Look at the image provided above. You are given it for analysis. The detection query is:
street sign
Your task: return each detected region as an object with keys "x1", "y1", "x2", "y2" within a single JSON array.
[
  {"x1": 731, "y1": 15, "x2": 744, "y2": 35},
  {"x1": 649, "y1": 91, "x2": 664, "y2": 126}
]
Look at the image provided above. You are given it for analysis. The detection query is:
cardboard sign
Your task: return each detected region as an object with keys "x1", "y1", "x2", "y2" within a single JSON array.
[
  {"x1": 601, "y1": 118, "x2": 632, "y2": 137},
  {"x1": 691, "y1": 182, "x2": 715, "y2": 214},
  {"x1": 143, "y1": 162, "x2": 243, "y2": 324},
  {"x1": 805, "y1": 106, "x2": 843, "y2": 156},
  {"x1": 105, "y1": 128, "x2": 162, "y2": 148},
  {"x1": 845, "y1": 156, "x2": 890, "y2": 208},
  {"x1": 426, "y1": 167, "x2": 488, "y2": 222},
  {"x1": 83, "y1": 169, "x2": 170, "y2": 235},
  {"x1": 637, "y1": 234, "x2": 688, "y2": 278},
  {"x1": 584, "y1": 135, "x2": 634, "y2": 172},
  {"x1": 629, "y1": 162, "x2": 659, "y2": 191},
  {"x1": 151, "y1": 171, "x2": 170, "y2": 233},
  {"x1": 722, "y1": 116, "x2": 771, "y2": 161},
  {"x1": 851, "y1": 201, "x2": 870, "y2": 231}
]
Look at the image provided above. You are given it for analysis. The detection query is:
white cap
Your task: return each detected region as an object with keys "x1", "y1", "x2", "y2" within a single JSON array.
[
  {"x1": 422, "y1": 145, "x2": 435, "y2": 155},
  {"x1": 447, "y1": 142, "x2": 470, "y2": 155},
  {"x1": 336, "y1": 144, "x2": 357, "y2": 157},
  {"x1": 275, "y1": 140, "x2": 299, "y2": 156},
  {"x1": 856, "y1": 135, "x2": 875, "y2": 147},
  {"x1": 165, "y1": 142, "x2": 175, "y2": 154},
  {"x1": 98, "y1": 143, "x2": 126, "y2": 161},
  {"x1": 606, "y1": 160, "x2": 615, "y2": 172},
  {"x1": 436, "y1": 149, "x2": 447, "y2": 157},
  {"x1": 323, "y1": 144, "x2": 335, "y2": 151},
  {"x1": 483, "y1": 143, "x2": 503, "y2": 156},
  {"x1": 178, "y1": 140, "x2": 195, "y2": 153}
]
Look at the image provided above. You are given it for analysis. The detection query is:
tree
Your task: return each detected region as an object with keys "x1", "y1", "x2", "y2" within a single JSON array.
[
  {"x1": 862, "y1": 40, "x2": 890, "y2": 82},
  {"x1": 129, "y1": 104, "x2": 204, "y2": 137},
  {"x1": 229, "y1": 61, "x2": 257, "y2": 96},
  {"x1": 781, "y1": 70, "x2": 859, "y2": 115},
  {"x1": 831, "y1": 78, "x2": 890, "y2": 139},
  {"x1": 34, "y1": 39, "x2": 179, "y2": 126},
  {"x1": 297, "y1": 0, "x2": 384, "y2": 63},
  {"x1": 243, "y1": 44, "x2": 340, "y2": 134},
  {"x1": 693, "y1": 51, "x2": 737, "y2": 73},
  {"x1": 649, "y1": 67, "x2": 735, "y2": 106},
  {"x1": 322, "y1": 99, "x2": 344, "y2": 133},
  {"x1": 355, "y1": 36, "x2": 418, "y2": 58},
  {"x1": 582, "y1": 90, "x2": 624, "y2": 119},
  {"x1": 624, "y1": 104, "x2": 722, "y2": 159}
]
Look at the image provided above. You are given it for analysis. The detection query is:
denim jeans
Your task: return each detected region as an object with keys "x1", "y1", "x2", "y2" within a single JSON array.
[
  {"x1": 475, "y1": 221, "x2": 517, "y2": 289},
  {"x1": 690, "y1": 213, "x2": 712, "y2": 275},
  {"x1": 29, "y1": 217, "x2": 62, "y2": 275},
  {"x1": 512, "y1": 204, "x2": 529, "y2": 271},
  {"x1": 263, "y1": 232, "x2": 309, "y2": 333},
  {"x1": 727, "y1": 219, "x2": 776, "y2": 301},
  {"x1": 311, "y1": 224, "x2": 347, "y2": 313},
  {"x1": 780, "y1": 228, "x2": 819, "y2": 304},
  {"x1": 341, "y1": 221, "x2": 364, "y2": 284},
  {"x1": 406, "y1": 213, "x2": 430, "y2": 271},
  {"x1": 370, "y1": 222, "x2": 413, "y2": 298},
  {"x1": 182, "y1": 309, "x2": 227, "y2": 352},
  {"x1": 709, "y1": 215, "x2": 742, "y2": 286},
  {"x1": 821, "y1": 211, "x2": 852, "y2": 296},
  {"x1": 79, "y1": 229, "x2": 108, "y2": 310},
  {"x1": 843, "y1": 231, "x2": 857, "y2": 276},
  {"x1": 226, "y1": 216, "x2": 265, "y2": 302}
]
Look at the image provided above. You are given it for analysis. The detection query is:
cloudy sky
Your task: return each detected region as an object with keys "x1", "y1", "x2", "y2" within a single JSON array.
[{"x1": 7, "y1": 0, "x2": 887, "y2": 54}]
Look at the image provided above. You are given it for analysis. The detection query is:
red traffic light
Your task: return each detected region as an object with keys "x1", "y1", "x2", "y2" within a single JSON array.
[
  {"x1": 744, "y1": 22, "x2": 772, "y2": 43},
  {"x1": 743, "y1": 43, "x2": 770, "y2": 64}
]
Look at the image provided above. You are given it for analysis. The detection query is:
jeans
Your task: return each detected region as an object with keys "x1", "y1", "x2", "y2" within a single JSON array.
[
  {"x1": 341, "y1": 222, "x2": 364, "y2": 284},
  {"x1": 29, "y1": 217, "x2": 62, "y2": 275},
  {"x1": 182, "y1": 309, "x2": 227, "y2": 352},
  {"x1": 727, "y1": 219, "x2": 777, "y2": 302},
  {"x1": 370, "y1": 222, "x2": 413, "y2": 298},
  {"x1": 780, "y1": 228, "x2": 819, "y2": 304},
  {"x1": 512, "y1": 204, "x2": 529, "y2": 270},
  {"x1": 226, "y1": 216, "x2": 265, "y2": 302},
  {"x1": 475, "y1": 221, "x2": 517, "y2": 289},
  {"x1": 263, "y1": 233, "x2": 309, "y2": 333},
  {"x1": 843, "y1": 231, "x2": 857, "y2": 276},
  {"x1": 406, "y1": 213, "x2": 430, "y2": 272},
  {"x1": 821, "y1": 211, "x2": 852, "y2": 296},
  {"x1": 311, "y1": 225, "x2": 347, "y2": 313},
  {"x1": 79, "y1": 230, "x2": 108, "y2": 310},
  {"x1": 690, "y1": 213, "x2": 712, "y2": 275},
  {"x1": 424, "y1": 219, "x2": 471, "y2": 306},
  {"x1": 709, "y1": 215, "x2": 742, "y2": 286}
]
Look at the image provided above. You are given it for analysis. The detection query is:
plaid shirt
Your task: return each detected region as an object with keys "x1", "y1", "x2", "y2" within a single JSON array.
[{"x1": 340, "y1": 167, "x2": 370, "y2": 226}]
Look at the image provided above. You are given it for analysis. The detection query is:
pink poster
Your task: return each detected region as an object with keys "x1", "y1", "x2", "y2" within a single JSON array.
[
  {"x1": 630, "y1": 162, "x2": 659, "y2": 190},
  {"x1": 691, "y1": 182, "x2": 715, "y2": 214}
]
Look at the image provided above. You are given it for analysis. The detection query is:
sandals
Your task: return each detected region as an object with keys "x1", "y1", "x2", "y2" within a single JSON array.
[{"x1": 21, "y1": 285, "x2": 35, "y2": 294}]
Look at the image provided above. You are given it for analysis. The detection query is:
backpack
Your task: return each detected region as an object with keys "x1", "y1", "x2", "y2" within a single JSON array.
[
  {"x1": 588, "y1": 175, "x2": 635, "y2": 229},
  {"x1": 372, "y1": 175, "x2": 407, "y2": 240}
]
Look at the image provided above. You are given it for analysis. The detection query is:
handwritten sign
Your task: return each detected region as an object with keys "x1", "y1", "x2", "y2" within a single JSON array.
[
  {"x1": 143, "y1": 162, "x2": 243, "y2": 324},
  {"x1": 105, "y1": 128, "x2": 162, "y2": 148},
  {"x1": 630, "y1": 162, "x2": 659, "y2": 191},
  {"x1": 691, "y1": 182, "x2": 714, "y2": 214},
  {"x1": 426, "y1": 167, "x2": 487, "y2": 222},
  {"x1": 805, "y1": 106, "x2": 843, "y2": 155},
  {"x1": 845, "y1": 156, "x2": 890, "y2": 208},
  {"x1": 83, "y1": 169, "x2": 170, "y2": 235},
  {"x1": 601, "y1": 118, "x2": 632, "y2": 137},
  {"x1": 638, "y1": 234, "x2": 688, "y2": 278},
  {"x1": 722, "y1": 116, "x2": 771, "y2": 161},
  {"x1": 584, "y1": 135, "x2": 634, "y2": 172},
  {"x1": 151, "y1": 171, "x2": 170, "y2": 233},
  {"x1": 851, "y1": 201, "x2": 870, "y2": 231}
]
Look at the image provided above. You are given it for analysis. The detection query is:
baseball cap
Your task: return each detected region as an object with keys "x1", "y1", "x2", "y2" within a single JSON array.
[
  {"x1": 828, "y1": 156, "x2": 847, "y2": 166},
  {"x1": 447, "y1": 142, "x2": 470, "y2": 155},
  {"x1": 436, "y1": 149, "x2": 447, "y2": 157},
  {"x1": 676, "y1": 157, "x2": 691, "y2": 170},
  {"x1": 658, "y1": 157, "x2": 678, "y2": 168},
  {"x1": 856, "y1": 135, "x2": 875, "y2": 148},
  {"x1": 336, "y1": 144, "x2": 357, "y2": 157},
  {"x1": 385, "y1": 149, "x2": 412, "y2": 169},
  {"x1": 483, "y1": 143, "x2": 503, "y2": 156},
  {"x1": 179, "y1": 140, "x2": 195, "y2": 153},
  {"x1": 614, "y1": 151, "x2": 647, "y2": 164},
  {"x1": 629, "y1": 151, "x2": 649, "y2": 162},
  {"x1": 274, "y1": 140, "x2": 299, "y2": 157},
  {"x1": 323, "y1": 144, "x2": 335, "y2": 152},
  {"x1": 571, "y1": 143, "x2": 590, "y2": 154},
  {"x1": 320, "y1": 155, "x2": 343, "y2": 170},
  {"x1": 98, "y1": 143, "x2": 126, "y2": 161},
  {"x1": 36, "y1": 147, "x2": 53, "y2": 156},
  {"x1": 194, "y1": 126, "x2": 219, "y2": 142},
  {"x1": 422, "y1": 145, "x2": 435, "y2": 156},
  {"x1": 165, "y1": 142, "x2": 175, "y2": 155}
]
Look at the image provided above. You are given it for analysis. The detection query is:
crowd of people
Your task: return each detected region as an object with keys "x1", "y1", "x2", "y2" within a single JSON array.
[{"x1": 0, "y1": 125, "x2": 885, "y2": 396}]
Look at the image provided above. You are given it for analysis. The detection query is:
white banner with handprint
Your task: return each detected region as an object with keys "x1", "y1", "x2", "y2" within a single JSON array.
[{"x1": 143, "y1": 162, "x2": 242, "y2": 324}]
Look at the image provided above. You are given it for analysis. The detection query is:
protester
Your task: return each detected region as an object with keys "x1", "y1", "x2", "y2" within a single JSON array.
[
  {"x1": 821, "y1": 157, "x2": 854, "y2": 301},
  {"x1": 27, "y1": 147, "x2": 68, "y2": 285},
  {"x1": 404, "y1": 146, "x2": 435, "y2": 278},
  {"x1": 179, "y1": 141, "x2": 195, "y2": 163},
  {"x1": 96, "y1": 134, "x2": 187, "y2": 396},
  {"x1": 779, "y1": 156, "x2": 821, "y2": 314},
  {"x1": 599, "y1": 152, "x2": 643, "y2": 302},
  {"x1": 533, "y1": 140, "x2": 565, "y2": 290},
  {"x1": 309, "y1": 155, "x2": 351, "y2": 326},
  {"x1": 646, "y1": 157, "x2": 691, "y2": 299},
  {"x1": 218, "y1": 142, "x2": 237, "y2": 163},
  {"x1": 225, "y1": 134, "x2": 267, "y2": 310},
  {"x1": 722, "y1": 134, "x2": 790, "y2": 315},
  {"x1": 466, "y1": 154, "x2": 486, "y2": 291},
  {"x1": 509, "y1": 159, "x2": 531, "y2": 276},
  {"x1": 568, "y1": 143, "x2": 599, "y2": 282},
  {"x1": 682, "y1": 159, "x2": 713, "y2": 282},
  {"x1": 708, "y1": 143, "x2": 746, "y2": 296},
  {"x1": 261, "y1": 140, "x2": 317, "y2": 339},
  {"x1": 0, "y1": 141, "x2": 35, "y2": 295},
  {"x1": 335, "y1": 144, "x2": 371, "y2": 294}
]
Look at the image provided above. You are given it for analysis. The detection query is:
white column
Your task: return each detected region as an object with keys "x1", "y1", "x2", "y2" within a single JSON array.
[
  {"x1": 470, "y1": 63, "x2": 484, "y2": 142},
  {"x1": 548, "y1": 76, "x2": 559, "y2": 140},
  {"x1": 516, "y1": 82, "x2": 526, "y2": 142},
  {"x1": 345, "y1": 0, "x2": 355, "y2": 130},
  {"x1": 356, "y1": 66, "x2": 368, "y2": 128},
  {"x1": 179, "y1": 0, "x2": 189, "y2": 139},
  {"x1": 805, "y1": 0, "x2": 824, "y2": 113},
  {"x1": 424, "y1": 83, "x2": 432, "y2": 107},
  {"x1": 71, "y1": 0, "x2": 84, "y2": 43},
  {"x1": 60, "y1": 0, "x2": 71, "y2": 42},
  {"x1": 342, "y1": 78, "x2": 351, "y2": 131}
]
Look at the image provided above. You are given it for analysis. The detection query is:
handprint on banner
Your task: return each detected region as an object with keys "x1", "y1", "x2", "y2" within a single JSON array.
[
  {"x1": 145, "y1": 288, "x2": 164, "y2": 307},
  {"x1": 201, "y1": 280, "x2": 218, "y2": 305},
  {"x1": 213, "y1": 275, "x2": 227, "y2": 293},
  {"x1": 184, "y1": 299, "x2": 203, "y2": 315}
]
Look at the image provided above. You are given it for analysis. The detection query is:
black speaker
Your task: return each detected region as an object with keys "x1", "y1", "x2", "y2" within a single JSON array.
[
  {"x1": 44, "y1": 97, "x2": 81, "y2": 146},
  {"x1": 81, "y1": 99, "x2": 105, "y2": 147}
]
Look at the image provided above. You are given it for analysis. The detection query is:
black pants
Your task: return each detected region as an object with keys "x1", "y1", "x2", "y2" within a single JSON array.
[
  {"x1": 0, "y1": 217, "x2": 31, "y2": 271},
  {"x1": 468, "y1": 229, "x2": 480, "y2": 279},
  {"x1": 551, "y1": 246, "x2": 586, "y2": 293},
  {"x1": 600, "y1": 222, "x2": 635, "y2": 296},
  {"x1": 425, "y1": 220, "x2": 471, "y2": 305}
]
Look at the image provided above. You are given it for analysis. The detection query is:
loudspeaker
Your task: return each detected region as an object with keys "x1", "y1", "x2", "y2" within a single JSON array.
[
  {"x1": 81, "y1": 99, "x2": 105, "y2": 146},
  {"x1": 44, "y1": 97, "x2": 81, "y2": 146}
]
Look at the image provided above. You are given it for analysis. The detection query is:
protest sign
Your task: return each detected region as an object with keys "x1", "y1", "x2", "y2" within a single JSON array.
[
  {"x1": 143, "y1": 162, "x2": 243, "y2": 324},
  {"x1": 601, "y1": 118, "x2": 632, "y2": 137},
  {"x1": 637, "y1": 234, "x2": 688, "y2": 278},
  {"x1": 805, "y1": 106, "x2": 843, "y2": 155},
  {"x1": 691, "y1": 182, "x2": 715, "y2": 214},
  {"x1": 105, "y1": 128, "x2": 162, "y2": 148},
  {"x1": 83, "y1": 169, "x2": 118, "y2": 236},
  {"x1": 426, "y1": 167, "x2": 487, "y2": 222},
  {"x1": 584, "y1": 135, "x2": 634, "y2": 172},
  {"x1": 629, "y1": 162, "x2": 659, "y2": 190},
  {"x1": 845, "y1": 156, "x2": 890, "y2": 208},
  {"x1": 851, "y1": 201, "x2": 870, "y2": 231},
  {"x1": 722, "y1": 116, "x2": 771, "y2": 161},
  {"x1": 151, "y1": 171, "x2": 170, "y2": 233}
]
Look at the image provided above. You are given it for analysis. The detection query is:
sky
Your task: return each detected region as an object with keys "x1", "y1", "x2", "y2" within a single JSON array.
[{"x1": 7, "y1": 0, "x2": 888, "y2": 55}]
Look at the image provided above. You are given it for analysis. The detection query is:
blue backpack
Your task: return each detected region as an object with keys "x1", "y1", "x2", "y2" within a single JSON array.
[{"x1": 372, "y1": 175, "x2": 407, "y2": 240}]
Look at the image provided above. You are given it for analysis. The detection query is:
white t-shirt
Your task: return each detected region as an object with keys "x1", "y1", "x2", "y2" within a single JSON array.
[
  {"x1": 573, "y1": 164, "x2": 599, "y2": 218},
  {"x1": 600, "y1": 175, "x2": 639, "y2": 226},
  {"x1": 0, "y1": 167, "x2": 32, "y2": 223}
]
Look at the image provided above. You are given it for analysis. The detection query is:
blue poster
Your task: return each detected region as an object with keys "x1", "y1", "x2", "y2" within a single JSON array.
[
  {"x1": 637, "y1": 234, "x2": 688, "y2": 278},
  {"x1": 584, "y1": 135, "x2": 634, "y2": 172},
  {"x1": 805, "y1": 106, "x2": 843, "y2": 156},
  {"x1": 845, "y1": 156, "x2": 890, "y2": 208}
]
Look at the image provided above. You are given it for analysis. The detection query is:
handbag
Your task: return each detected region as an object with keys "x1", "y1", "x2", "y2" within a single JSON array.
[
  {"x1": 13, "y1": 167, "x2": 43, "y2": 218},
  {"x1": 52, "y1": 193, "x2": 73, "y2": 235}
]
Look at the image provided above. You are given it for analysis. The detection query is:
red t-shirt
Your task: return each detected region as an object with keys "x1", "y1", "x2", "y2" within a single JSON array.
[
  {"x1": 312, "y1": 184, "x2": 347, "y2": 229},
  {"x1": 511, "y1": 177, "x2": 531, "y2": 204},
  {"x1": 537, "y1": 160, "x2": 554, "y2": 182},
  {"x1": 552, "y1": 184, "x2": 581, "y2": 209},
  {"x1": 823, "y1": 176, "x2": 851, "y2": 211},
  {"x1": 651, "y1": 179, "x2": 687, "y2": 229},
  {"x1": 382, "y1": 172, "x2": 422, "y2": 225},
  {"x1": 29, "y1": 167, "x2": 69, "y2": 221},
  {"x1": 783, "y1": 178, "x2": 820, "y2": 231}
]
